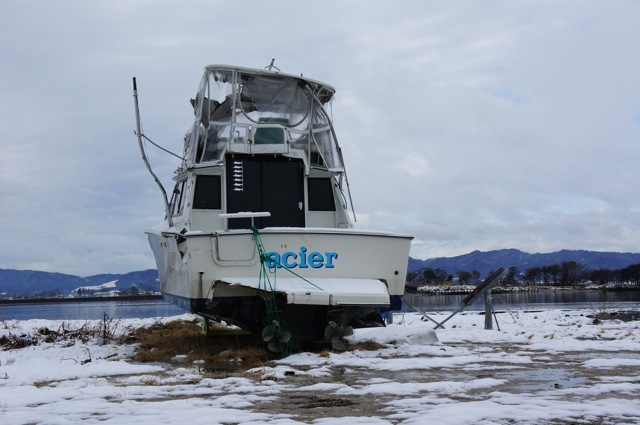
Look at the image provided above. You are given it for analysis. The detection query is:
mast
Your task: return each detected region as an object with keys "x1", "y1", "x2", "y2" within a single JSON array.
[{"x1": 132, "y1": 77, "x2": 174, "y2": 228}]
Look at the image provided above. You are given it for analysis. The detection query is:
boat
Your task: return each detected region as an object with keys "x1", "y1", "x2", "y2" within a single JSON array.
[{"x1": 132, "y1": 62, "x2": 413, "y2": 352}]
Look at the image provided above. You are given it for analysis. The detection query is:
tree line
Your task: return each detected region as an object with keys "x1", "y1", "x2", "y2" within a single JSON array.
[{"x1": 407, "y1": 262, "x2": 640, "y2": 287}]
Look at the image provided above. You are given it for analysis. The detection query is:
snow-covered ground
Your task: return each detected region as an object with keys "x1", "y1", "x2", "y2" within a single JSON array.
[{"x1": 1, "y1": 308, "x2": 639, "y2": 424}]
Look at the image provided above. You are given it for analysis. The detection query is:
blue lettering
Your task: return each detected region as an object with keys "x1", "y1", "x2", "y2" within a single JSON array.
[
  {"x1": 298, "y1": 246, "x2": 308, "y2": 268},
  {"x1": 308, "y1": 252, "x2": 324, "y2": 268},
  {"x1": 325, "y1": 252, "x2": 338, "y2": 268},
  {"x1": 282, "y1": 252, "x2": 298, "y2": 268},
  {"x1": 263, "y1": 247, "x2": 339, "y2": 269},
  {"x1": 265, "y1": 252, "x2": 281, "y2": 269}
]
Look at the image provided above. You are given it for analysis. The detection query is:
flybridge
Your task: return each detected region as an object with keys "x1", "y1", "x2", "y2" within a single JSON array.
[
  {"x1": 181, "y1": 65, "x2": 346, "y2": 174},
  {"x1": 161, "y1": 64, "x2": 359, "y2": 231}
]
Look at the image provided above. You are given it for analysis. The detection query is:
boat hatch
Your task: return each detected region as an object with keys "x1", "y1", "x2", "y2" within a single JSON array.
[{"x1": 225, "y1": 154, "x2": 304, "y2": 229}]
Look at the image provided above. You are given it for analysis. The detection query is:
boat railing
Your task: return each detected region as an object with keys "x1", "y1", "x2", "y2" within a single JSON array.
[
  {"x1": 199, "y1": 119, "x2": 338, "y2": 174},
  {"x1": 219, "y1": 211, "x2": 271, "y2": 229}
]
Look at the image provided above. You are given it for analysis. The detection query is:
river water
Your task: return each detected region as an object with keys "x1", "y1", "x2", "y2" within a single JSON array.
[
  {"x1": 0, "y1": 299, "x2": 185, "y2": 321},
  {"x1": 1, "y1": 289, "x2": 638, "y2": 321},
  {"x1": 403, "y1": 288, "x2": 640, "y2": 313}
]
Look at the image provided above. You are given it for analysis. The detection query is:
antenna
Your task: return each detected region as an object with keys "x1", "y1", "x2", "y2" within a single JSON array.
[{"x1": 265, "y1": 58, "x2": 280, "y2": 72}]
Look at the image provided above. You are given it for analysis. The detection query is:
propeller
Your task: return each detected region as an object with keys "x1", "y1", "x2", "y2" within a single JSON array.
[
  {"x1": 261, "y1": 320, "x2": 292, "y2": 353},
  {"x1": 324, "y1": 321, "x2": 354, "y2": 351}
]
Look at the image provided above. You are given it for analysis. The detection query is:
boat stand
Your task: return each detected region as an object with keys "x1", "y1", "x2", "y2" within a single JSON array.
[
  {"x1": 404, "y1": 300, "x2": 442, "y2": 327},
  {"x1": 434, "y1": 267, "x2": 508, "y2": 330}
]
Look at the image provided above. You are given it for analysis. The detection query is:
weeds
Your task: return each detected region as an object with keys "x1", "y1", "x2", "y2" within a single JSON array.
[
  {"x1": 0, "y1": 332, "x2": 40, "y2": 349},
  {"x1": 98, "y1": 313, "x2": 122, "y2": 343},
  {"x1": 127, "y1": 319, "x2": 272, "y2": 367},
  {"x1": 0, "y1": 315, "x2": 125, "y2": 350},
  {"x1": 348, "y1": 340, "x2": 386, "y2": 351},
  {"x1": 505, "y1": 308, "x2": 520, "y2": 324},
  {"x1": 60, "y1": 347, "x2": 92, "y2": 365}
]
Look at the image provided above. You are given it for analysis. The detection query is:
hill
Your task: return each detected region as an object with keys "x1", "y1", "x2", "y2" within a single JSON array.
[
  {"x1": 408, "y1": 249, "x2": 640, "y2": 276},
  {"x1": 0, "y1": 269, "x2": 159, "y2": 298}
]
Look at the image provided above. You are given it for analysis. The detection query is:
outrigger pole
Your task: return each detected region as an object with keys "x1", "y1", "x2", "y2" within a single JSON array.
[{"x1": 132, "y1": 77, "x2": 174, "y2": 228}]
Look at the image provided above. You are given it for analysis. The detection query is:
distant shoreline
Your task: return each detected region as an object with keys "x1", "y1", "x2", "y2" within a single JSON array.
[
  {"x1": 0, "y1": 294, "x2": 164, "y2": 305},
  {"x1": 2, "y1": 286, "x2": 638, "y2": 303},
  {"x1": 405, "y1": 285, "x2": 640, "y2": 294}
]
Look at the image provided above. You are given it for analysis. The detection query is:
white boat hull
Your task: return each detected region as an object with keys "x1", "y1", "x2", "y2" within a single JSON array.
[{"x1": 147, "y1": 227, "x2": 411, "y2": 342}]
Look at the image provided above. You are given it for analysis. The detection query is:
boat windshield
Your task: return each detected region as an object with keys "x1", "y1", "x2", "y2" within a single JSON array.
[
  {"x1": 187, "y1": 66, "x2": 343, "y2": 172},
  {"x1": 239, "y1": 73, "x2": 311, "y2": 126}
]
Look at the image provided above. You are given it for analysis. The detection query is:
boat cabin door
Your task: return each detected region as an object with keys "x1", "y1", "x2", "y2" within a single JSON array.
[{"x1": 225, "y1": 154, "x2": 305, "y2": 229}]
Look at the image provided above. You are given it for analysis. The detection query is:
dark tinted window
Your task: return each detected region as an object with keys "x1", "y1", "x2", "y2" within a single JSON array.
[
  {"x1": 308, "y1": 178, "x2": 335, "y2": 211},
  {"x1": 193, "y1": 175, "x2": 222, "y2": 209},
  {"x1": 170, "y1": 180, "x2": 187, "y2": 216}
]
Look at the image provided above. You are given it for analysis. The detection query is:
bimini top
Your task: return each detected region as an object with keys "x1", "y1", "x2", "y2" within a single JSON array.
[
  {"x1": 181, "y1": 64, "x2": 345, "y2": 173},
  {"x1": 204, "y1": 64, "x2": 336, "y2": 102}
]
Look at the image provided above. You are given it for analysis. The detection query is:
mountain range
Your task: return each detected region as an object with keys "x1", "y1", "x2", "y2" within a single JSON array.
[
  {"x1": 408, "y1": 249, "x2": 640, "y2": 275},
  {"x1": 0, "y1": 269, "x2": 159, "y2": 297},
  {"x1": 2, "y1": 249, "x2": 640, "y2": 297}
]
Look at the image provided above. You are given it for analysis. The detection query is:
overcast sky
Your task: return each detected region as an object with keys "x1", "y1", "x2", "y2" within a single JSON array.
[{"x1": 1, "y1": 1, "x2": 639, "y2": 276}]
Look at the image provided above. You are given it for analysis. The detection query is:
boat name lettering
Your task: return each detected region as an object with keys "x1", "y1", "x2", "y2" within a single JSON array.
[{"x1": 265, "y1": 246, "x2": 338, "y2": 269}]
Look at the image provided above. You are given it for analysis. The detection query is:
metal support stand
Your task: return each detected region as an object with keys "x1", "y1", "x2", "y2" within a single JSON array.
[
  {"x1": 434, "y1": 267, "x2": 508, "y2": 330},
  {"x1": 202, "y1": 316, "x2": 211, "y2": 334},
  {"x1": 404, "y1": 300, "x2": 441, "y2": 327},
  {"x1": 484, "y1": 291, "x2": 493, "y2": 330},
  {"x1": 385, "y1": 311, "x2": 394, "y2": 325}
]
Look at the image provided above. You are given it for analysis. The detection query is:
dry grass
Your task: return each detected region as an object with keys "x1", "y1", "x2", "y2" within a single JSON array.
[
  {"x1": 125, "y1": 320, "x2": 384, "y2": 365},
  {"x1": 127, "y1": 319, "x2": 273, "y2": 366},
  {"x1": 318, "y1": 349, "x2": 331, "y2": 358},
  {"x1": 348, "y1": 340, "x2": 386, "y2": 351},
  {"x1": 0, "y1": 321, "x2": 104, "y2": 350}
]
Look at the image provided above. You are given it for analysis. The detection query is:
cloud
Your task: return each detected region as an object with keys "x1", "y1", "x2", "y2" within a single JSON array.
[
  {"x1": 1, "y1": 0, "x2": 640, "y2": 275},
  {"x1": 396, "y1": 153, "x2": 429, "y2": 177}
]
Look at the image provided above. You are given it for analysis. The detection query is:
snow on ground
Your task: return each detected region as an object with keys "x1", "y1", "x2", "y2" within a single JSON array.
[{"x1": 1, "y1": 308, "x2": 639, "y2": 424}]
